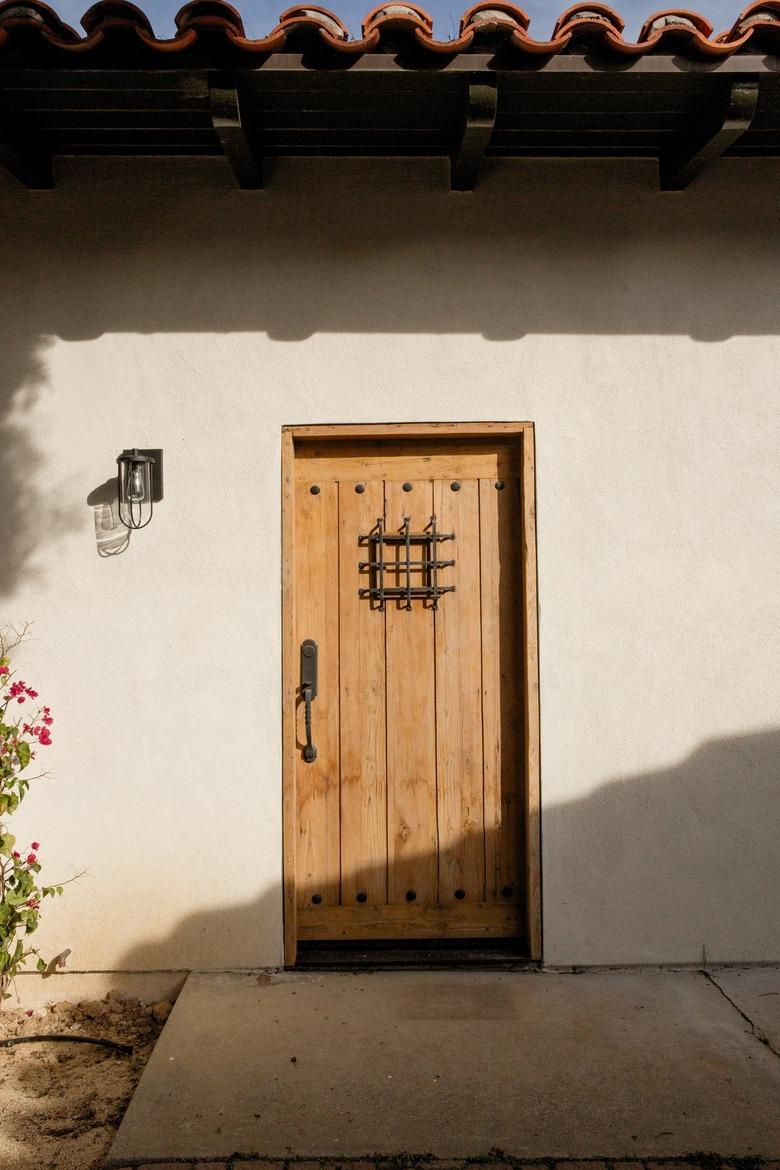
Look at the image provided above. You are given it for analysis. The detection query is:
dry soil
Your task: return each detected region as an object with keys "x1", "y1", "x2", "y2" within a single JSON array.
[{"x1": 0, "y1": 990, "x2": 170, "y2": 1170}]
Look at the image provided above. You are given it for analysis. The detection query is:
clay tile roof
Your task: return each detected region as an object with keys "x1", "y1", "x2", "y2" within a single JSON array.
[{"x1": 1, "y1": 0, "x2": 780, "y2": 59}]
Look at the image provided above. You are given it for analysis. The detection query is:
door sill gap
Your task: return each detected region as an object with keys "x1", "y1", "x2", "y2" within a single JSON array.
[{"x1": 294, "y1": 940, "x2": 534, "y2": 970}]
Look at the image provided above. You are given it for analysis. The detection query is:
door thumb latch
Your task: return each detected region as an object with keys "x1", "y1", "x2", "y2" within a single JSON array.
[{"x1": 300, "y1": 639, "x2": 318, "y2": 763}]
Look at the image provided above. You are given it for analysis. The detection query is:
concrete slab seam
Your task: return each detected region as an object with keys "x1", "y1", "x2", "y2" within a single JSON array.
[
  {"x1": 108, "y1": 1157, "x2": 780, "y2": 1169},
  {"x1": 701, "y1": 969, "x2": 780, "y2": 1059}
]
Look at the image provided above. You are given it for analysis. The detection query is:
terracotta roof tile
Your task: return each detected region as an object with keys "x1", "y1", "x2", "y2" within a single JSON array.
[{"x1": 1, "y1": 0, "x2": 780, "y2": 62}]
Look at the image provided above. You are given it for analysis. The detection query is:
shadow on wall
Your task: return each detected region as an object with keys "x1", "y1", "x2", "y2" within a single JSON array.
[
  {"x1": 0, "y1": 334, "x2": 82, "y2": 596},
  {"x1": 86, "y1": 477, "x2": 130, "y2": 557},
  {"x1": 117, "y1": 725, "x2": 780, "y2": 971},
  {"x1": 2, "y1": 155, "x2": 780, "y2": 599}
]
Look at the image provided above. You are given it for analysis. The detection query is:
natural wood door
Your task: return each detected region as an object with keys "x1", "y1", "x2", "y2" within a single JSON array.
[{"x1": 285, "y1": 428, "x2": 537, "y2": 953}]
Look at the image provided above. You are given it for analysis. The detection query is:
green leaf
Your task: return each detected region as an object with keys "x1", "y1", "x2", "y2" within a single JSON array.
[
  {"x1": 15, "y1": 741, "x2": 30, "y2": 770},
  {"x1": 36, "y1": 957, "x2": 47, "y2": 973},
  {"x1": 0, "y1": 833, "x2": 16, "y2": 856}
]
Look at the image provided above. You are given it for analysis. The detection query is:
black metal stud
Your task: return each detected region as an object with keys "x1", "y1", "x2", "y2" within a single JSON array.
[
  {"x1": 454, "y1": 888, "x2": 466, "y2": 900},
  {"x1": 311, "y1": 893, "x2": 322, "y2": 904},
  {"x1": 356, "y1": 891, "x2": 367, "y2": 903},
  {"x1": 405, "y1": 890, "x2": 417, "y2": 902},
  {"x1": 355, "y1": 483, "x2": 366, "y2": 494},
  {"x1": 501, "y1": 885, "x2": 514, "y2": 898},
  {"x1": 495, "y1": 480, "x2": 505, "y2": 491},
  {"x1": 451, "y1": 481, "x2": 461, "y2": 491},
  {"x1": 310, "y1": 485, "x2": 320, "y2": 496},
  {"x1": 402, "y1": 482, "x2": 413, "y2": 492}
]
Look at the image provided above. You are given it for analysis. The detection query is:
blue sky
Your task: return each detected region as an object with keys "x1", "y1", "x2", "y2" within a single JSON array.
[{"x1": 51, "y1": 0, "x2": 743, "y2": 40}]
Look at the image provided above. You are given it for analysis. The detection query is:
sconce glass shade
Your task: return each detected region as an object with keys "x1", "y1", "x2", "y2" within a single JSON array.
[{"x1": 117, "y1": 449, "x2": 155, "y2": 530}]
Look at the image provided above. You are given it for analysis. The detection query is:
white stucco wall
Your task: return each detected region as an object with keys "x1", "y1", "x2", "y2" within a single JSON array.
[{"x1": 1, "y1": 156, "x2": 778, "y2": 970}]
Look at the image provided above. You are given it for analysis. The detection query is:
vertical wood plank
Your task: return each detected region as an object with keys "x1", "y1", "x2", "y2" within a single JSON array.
[
  {"x1": 294, "y1": 479, "x2": 340, "y2": 908},
  {"x1": 480, "y1": 477, "x2": 524, "y2": 907},
  {"x1": 434, "y1": 478, "x2": 485, "y2": 905},
  {"x1": 522, "y1": 428, "x2": 543, "y2": 958},
  {"x1": 385, "y1": 480, "x2": 438, "y2": 906},
  {"x1": 281, "y1": 429, "x2": 297, "y2": 967},
  {"x1": 338, "y1": 480, "x2": 388, "y2": 905}
]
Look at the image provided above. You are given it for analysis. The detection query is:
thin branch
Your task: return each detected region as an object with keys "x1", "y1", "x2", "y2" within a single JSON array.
[{"x1": 0, "y1": 622, "x2": 32, "y2": 659}]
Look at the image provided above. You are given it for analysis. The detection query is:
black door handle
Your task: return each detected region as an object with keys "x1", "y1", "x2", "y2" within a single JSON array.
[{"x1": 300, "y1": 639, "x2": 318, "y2": 763}]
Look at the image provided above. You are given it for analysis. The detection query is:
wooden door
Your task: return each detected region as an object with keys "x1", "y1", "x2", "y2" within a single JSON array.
[{"x1": 283, "y1": 425, "x2": 540, "y2": 960}]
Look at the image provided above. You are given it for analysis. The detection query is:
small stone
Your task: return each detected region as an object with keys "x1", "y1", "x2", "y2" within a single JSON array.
[
  {"x1": 50, "y1": 1002, "x2": 78, "y2": 1020},
  {"x1": 122, "y1": 995, "x2": 141, "y2": 1009},
  {"x1": 556, "y1": 1164, "x2": 608, "y2": 1170},
  {"x1": 78, "y1": 999, "x2": 110, "y2": 1019},
  {"x1": 136, "y1": 1164, "x2": 196, "y2": 1170},
  {"x1": 150, "y1": 1000, "x2": 172, "y2": 1022},
  {"x1": 416, "y1": 1163, "x2": 469, "y2": 1170}
]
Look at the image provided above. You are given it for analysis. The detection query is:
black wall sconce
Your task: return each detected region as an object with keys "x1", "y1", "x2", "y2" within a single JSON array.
[{"x1": 116, "y1": 448, "x2": 164, "y2": 530}]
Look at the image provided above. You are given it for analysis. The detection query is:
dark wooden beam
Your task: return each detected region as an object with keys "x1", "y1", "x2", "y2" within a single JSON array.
[
  {"x1": 0, "y1": 115, "x2": 52, "y2": 187},
  {"x1": 209, "y1": 73, "x2": 262, "y2": 189},
  {"x1": 451, "y1": 80, "x2": 497, "y2": 191},
  {"x1": 659, "y1": 80, "x2": 759, "y2": 190},
  {"x1": 243, "y1": 54, "x2": 780, "y2": 75}
]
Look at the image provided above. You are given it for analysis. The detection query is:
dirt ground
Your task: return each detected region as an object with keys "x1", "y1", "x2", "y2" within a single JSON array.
[{"x1": 0, "y1": 990, "x2": 171, "y2": 1170}]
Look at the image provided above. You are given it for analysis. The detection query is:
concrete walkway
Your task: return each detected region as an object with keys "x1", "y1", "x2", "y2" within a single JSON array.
[{"x1": 108, "y1": 967, "x2": 780, "y2": 1168}]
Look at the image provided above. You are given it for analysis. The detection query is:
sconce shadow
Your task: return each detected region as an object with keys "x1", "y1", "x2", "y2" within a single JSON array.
[{"x1": 87, "y1": 476, "x2": 130, "y2": 558}]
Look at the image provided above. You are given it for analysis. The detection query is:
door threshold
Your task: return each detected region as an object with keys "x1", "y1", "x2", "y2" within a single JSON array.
[{"x1": 294, "y1": 938, "x2": 535, "y2": 970}]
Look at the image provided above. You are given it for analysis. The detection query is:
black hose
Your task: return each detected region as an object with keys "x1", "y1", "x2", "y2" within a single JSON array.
[{"x1": 3, "y1": 1033, "x2": 133, "y2": 1054}]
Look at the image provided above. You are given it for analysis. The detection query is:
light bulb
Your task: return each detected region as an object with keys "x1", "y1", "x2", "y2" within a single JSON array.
[{"x1": 127, "y1": 466, "x2": 145, "y2": 503}]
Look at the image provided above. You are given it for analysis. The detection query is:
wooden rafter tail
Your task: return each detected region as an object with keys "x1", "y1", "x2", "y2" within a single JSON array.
[
  {"x1": 659, "y1": 79, "x2": 759, "y2": 192},
  {"x1": 450, "y1": 78, "x2": 497, "y2": 192},
  {"x1": 0, "y1": 122, "x2": 52, "y2": 189},
  {"x1": 208, "y1": 73, "x2": 263, "y2": 190}
]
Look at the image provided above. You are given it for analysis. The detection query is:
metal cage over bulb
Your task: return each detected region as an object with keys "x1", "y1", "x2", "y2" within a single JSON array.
[{"x1": 117, "y1": 448, "x2": 160, "y2": 530}]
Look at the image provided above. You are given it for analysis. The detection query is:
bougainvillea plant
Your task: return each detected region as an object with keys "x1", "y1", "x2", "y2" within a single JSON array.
[{"x1": 0, "y1": 625, "x2": 65, "y2": 1000}]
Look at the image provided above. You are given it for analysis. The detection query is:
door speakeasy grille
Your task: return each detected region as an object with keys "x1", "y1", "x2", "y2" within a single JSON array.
[{"x1": 358, "y1": 515, "x2": 455, "y2": 609}]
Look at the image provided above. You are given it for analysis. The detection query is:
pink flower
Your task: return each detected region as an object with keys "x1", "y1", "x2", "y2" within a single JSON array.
[
  {"x1": 0, "y1": 665, "x2": 8, "y2": 675},
  {"x1": 26, "y1": 853, "x2": 37, "y2": 865},
  {"x1": 26, "y1": 898, "x2": 40, "y2": 909},
  {"x1": 43, "y1": 715, "x2": 53, "y2": 726},
  {"x1": 38, "y1": 729, "x2": 52, "y2": 746},
  {"x1": 11, "y1": 851, "x2": 20, "y2": 860},
  {"x1": 26, "y1": 689, "x2": 38, "y2": 699},
  {"x1": 30, "y1": 841, "x2": 40, "y2": 850}
]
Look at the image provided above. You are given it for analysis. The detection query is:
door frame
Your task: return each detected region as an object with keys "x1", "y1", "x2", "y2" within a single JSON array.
[{"x1": 281, "y1": 422, "x2": 541, "y2": 966}]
